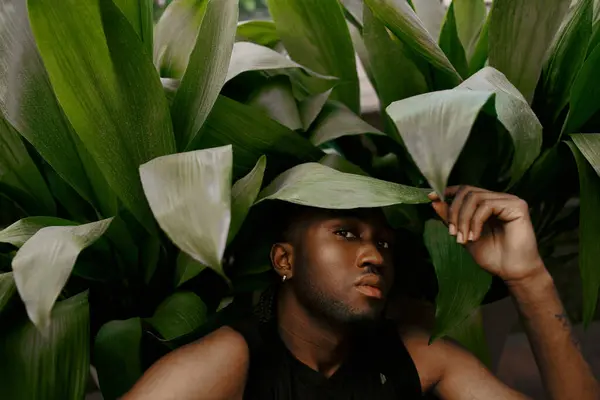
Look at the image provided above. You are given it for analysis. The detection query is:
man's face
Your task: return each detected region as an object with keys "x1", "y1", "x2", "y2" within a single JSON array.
[{"x1": 289, "y1": 209, "x2": 396, "y2": 325}]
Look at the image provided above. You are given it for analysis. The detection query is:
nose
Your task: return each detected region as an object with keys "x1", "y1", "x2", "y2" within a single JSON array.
[{"x1": 358, "y1": 241, "x2": 386, "y2": 271}]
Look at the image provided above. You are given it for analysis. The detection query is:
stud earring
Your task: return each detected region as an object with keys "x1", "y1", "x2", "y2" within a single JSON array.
[{"x1": 282, "y1": 275, "x2": 287, "y2": 283}]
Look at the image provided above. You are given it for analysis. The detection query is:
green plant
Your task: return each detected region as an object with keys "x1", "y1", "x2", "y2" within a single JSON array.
[{"x1": 0, "y1": 0, "x2": 599, "y2": 398}]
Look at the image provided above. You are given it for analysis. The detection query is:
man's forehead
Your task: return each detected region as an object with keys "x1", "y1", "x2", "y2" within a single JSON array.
[{"x1": 303, "y1": 207, "x2": 391, "y2": 229}]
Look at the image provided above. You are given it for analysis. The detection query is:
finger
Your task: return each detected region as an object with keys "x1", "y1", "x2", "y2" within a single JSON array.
[
  {"x1": 468, "y1": 198, "x2": 526, "y2": 241},
  {"x1": 457, "y1": 193, "x2": 506, "y2": 243},
  {"x1": 448, "y1": 186, "x2": 487, "y2": 237},
  {"x1": 431, "y1": 199, "x2": 450, "y2": 223},
  {"x1": 443, "y1": 185, "x2": 490, "y2": 199}
]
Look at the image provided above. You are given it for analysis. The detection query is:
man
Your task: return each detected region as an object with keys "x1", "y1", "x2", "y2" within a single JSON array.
[{"x1": 124, "y1": 186, "x2": 599, "y2": 399}]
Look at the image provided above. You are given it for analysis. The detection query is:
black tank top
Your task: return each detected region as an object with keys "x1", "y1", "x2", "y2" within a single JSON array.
[{"x1": 229, "y1": 312, "x2": 424, "y2": 399}]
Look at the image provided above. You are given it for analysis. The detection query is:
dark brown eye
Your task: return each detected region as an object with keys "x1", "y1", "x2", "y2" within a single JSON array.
[{"x1": 334, "y1": 229, "x2": 357, "y2": 239}]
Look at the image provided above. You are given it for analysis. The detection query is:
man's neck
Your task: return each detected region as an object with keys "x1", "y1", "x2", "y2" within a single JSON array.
[{"x1": 276, "y1": 289, "x2": 351, "y2": 378}]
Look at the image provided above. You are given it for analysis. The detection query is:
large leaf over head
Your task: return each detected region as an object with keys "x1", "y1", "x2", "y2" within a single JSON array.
[
  {"x1": 562, "y1": 44, "x2": 600, "y2": 135},
  {"x1": 28, "y1": 0, "x2": 176, "y2": 233},
  {"x1": 247, "y1": 77, "x2": 303, "y2": 131},
  {"x1": 0, "y1": 292, "x2": 90, "y2": 400},
  {"x1": 229, "y1": 155, "x2": 267, "y2": 244},
  {"x1": 0, "y1": 0, "x2": 117, "y2": 218},
  {"x1": 567, "y1": 136, "x2": 600, "y2": 327},
  {"x1": 538, "y1": 0, "x2": 592, "y2": 126},
  {"x1": 268, "y1": 0, "x2": 360, "y2": 112},
  {"x1": 364, "y1": 0, "x2": 461, "y2": 84},
  {"x1": 256, "y1": 162, "x2": 430, "y2": 208},
  {"x1": 423, "y1": 220, "x2": 492, "y2": 342},
  {"x1": 363, "y1": 4, "x2": 428, "y2": 108},
  {"x1": 453, "y1": 0, "x2": 487, "y2": 59},
  {"x1": 12, "y1": 219, "x2": 113, "y2": 329},
  {"x1": 140, "y1": 146, "x2": 232, "y2": 278},
  {"x1": 386, "y1": 89, "x2": 494, "y2": 198},
  {"x1": 225, "y1": 42, "x2": 338, "y2": 99},
  {"x1": 171, "y1": 0, "x2": 239, "y2": 150},
  {"x1": 308, "y1": 101, "x2": 385, "y2": 146},
  {"x1": 458, "y1": 67, "x2": 543, "y2": 186},
  {"x1": 0, "y1": 116, "x2": 55, "y2": 215},
  {"x1": 148, "y1": 291, "x2": 208, "y2": 340},
  {"x1": 94, "y1": 318, "x2": 143, "y2": 400},
  {"x1": 194, "y1": 96, "x2": 324, "y2": 179},
  {"x1": 154, "y1": 0, "x2": 207, "y2": 78},
  {"x1": 0, "y1": 216, "x2": 76, "y2": 248},
  {"x1": 488, "y1": 0, "x2": 570, "y2": 103}
]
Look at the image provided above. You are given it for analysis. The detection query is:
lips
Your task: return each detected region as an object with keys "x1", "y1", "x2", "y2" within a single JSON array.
[{"x1": 355, "y1": 274, "x2": 386, "y2": 299}]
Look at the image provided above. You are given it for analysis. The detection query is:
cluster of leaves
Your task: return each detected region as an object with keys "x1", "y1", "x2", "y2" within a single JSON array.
[{"x1": 0, "y1": 0, "x2": 599, "y2": 398}]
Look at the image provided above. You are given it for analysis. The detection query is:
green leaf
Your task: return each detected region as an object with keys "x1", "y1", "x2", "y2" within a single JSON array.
[
  {"x1": 488, "y1": 0, "x2": 571, "y2": 103},
  {"x1": 438, "y1": 3, "x2": 468, "y2": 79},
  {"x1": 175, "y1": 251, "x2": 208, "y2": 287},
  {"x1": 363, "y1": 4, "x2": 428, "y2": 108},
  {"x1": 566, "y1": 136, "x2": 600, "y2": 327},
  {"x1": 386, "y1": 89, "x2": 494, "y2": 198},
  {"x1": 364, "y1": 0, "x2": 461, "y2": 85},
  {"x1": 468, "y1": 13, "x2": 490, "y2": 75},
  {"x1": 308, "y1": 101, "x2": 385, "y2": 146},
  {"x1": 562, "y1": 44, "x2": 600, "y2": 135},
  {"x1": 539, "y1": 0, "x2": 593, "y2": 124},
  {"x1": 0, "y1": 0, "x2": 117, "y2": 218},
  {"x1": 458, "y1": 67, "x2": 543, "y2": 187},
  {"x1": 148, "y1": 291, "x2": 208, "y2": 340},
  {"x1": 411, "y1": 0, "x2": 446, "y2": 41},
  {"x1": 0, "y1": 217, "x2": 76, "y2": 248},
  {"x1": 140, "y1": 146, "x2": 232, "y2": 279},
  {"x1": 226, "y1": 42, "x2": 338, "y2": 100},
  {"x1": 268, "y1": 0, "x2": 360, "y2": 112},
  {"x1": 341, "y1": 0, "x2": 364, "y2": 27},
  {"x1": 12, "y1": 219, "x2": 113, "y2": 329},
  {"x1": 28, "y1": 0, "x2": 177, "y2": 234},
  {"x1": 446, "y1": 308, "x2": 491, "y2": 367},
  {"x1": 236, "y1": 20, "x2": 280, "y2": 48},
  {"x1": 0, "y1": 272, "x2": 16, "y2": 314},
  {"x1": 299, "y1": 89, "x2": 333, "y2": 131},
  {"x1": 572, "y1": 133, "x2": 600, "y2": 176},
  {"x1": 256, "y1": 162, "x2": 430, "y2": 208},
  {"x1": 247, "y1": 77, "x2": 303, "y2": 130},
  {"x1": 171, "y1": 0, "x2": 239, "y2": 150},
  {"x1": 114, "y1": 0, "x2": 153, "y2": 56},
  {"x1": 423, "y1": 219, "x2": 492, "y2": 342},
  {"x1": 453, "y1": 0, "x2": 487, "y2": 59},
  {"x1": 318, "y1": 154, "x2": 369, "y2": 176},
  {"x1": 154, "y1": 0, "x2": 207, "y2": 78},
  {"x1": 194, "y1": 95, "x2": 324, "y2": 179},
  {"x1": 0, "y1": 292, "x2": 90, "y2": 400},
  {"x1": 229, "y1": 155, "x2": 267, "y2": 244},
  {"x1": 94, "y1": 318, "x2": 143, "y2": 400},
  {"x1": 0, "y1": 116, "x2": 55, "y2": 215}
]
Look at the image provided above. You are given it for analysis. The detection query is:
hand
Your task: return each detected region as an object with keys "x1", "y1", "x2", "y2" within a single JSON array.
[{"x1": 428, "y1": 185, "x2": 546, "y2": 283}]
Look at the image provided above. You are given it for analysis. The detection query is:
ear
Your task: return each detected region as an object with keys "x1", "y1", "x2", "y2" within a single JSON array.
[{"x1": 270, "y1": 242, "x2": 294, "y2": 280}]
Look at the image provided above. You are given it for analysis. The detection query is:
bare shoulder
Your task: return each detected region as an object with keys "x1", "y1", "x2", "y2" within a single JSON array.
[
  {"x1": 398, "y1": 326, "x2": 530, "y2": 399},
  {"x1": 123, "y1": 326, "x2": 250, "y2": 400}
]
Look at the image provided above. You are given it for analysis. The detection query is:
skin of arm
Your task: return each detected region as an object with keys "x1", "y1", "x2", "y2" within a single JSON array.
[
  {"x1": 121, "y1": 327, "x2": 249, "y2": 400},
  {"x1": 409, "y1": 185, "x2": 600, "y2": 400}
]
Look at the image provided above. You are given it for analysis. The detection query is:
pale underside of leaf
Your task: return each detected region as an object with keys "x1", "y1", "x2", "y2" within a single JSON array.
[
  {"x1": 140, "y1": 146, "x2": 232, "y2": 278},
  {"x1": 11, "y1": 219, "x2": 112, "y2": 330},
  {"x1": 256, "y1": 162, "x2": 430, "y2": 208},
  {"x1": 0, "y1": 216, "x2": 76, "y2": 248},
  {"x1": 386, "y1": 89, "x2": 494, "y2": 198}
]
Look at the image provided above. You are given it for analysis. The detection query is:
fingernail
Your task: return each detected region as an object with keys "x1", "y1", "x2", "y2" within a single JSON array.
[
  {"x1": 427, "y1": 191, "x2": 437, "y2": 199},
  {"x1": 468, "y1": 231, "x2": 475, "y2": 242},
  {"x1": 457, "y1": 231, "x2": 464, "y2": 244},
  {"x1": 449, "y1": 223, "x2": 457, "y2": 235}
]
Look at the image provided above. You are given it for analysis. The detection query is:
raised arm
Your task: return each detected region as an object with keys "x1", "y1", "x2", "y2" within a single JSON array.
[
  {"x1": 122, "y1": 327, "x2": 249, "y2": 400},
  {"x1": 427, "y1": 186, "x2": 599, "y2": 400}
]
